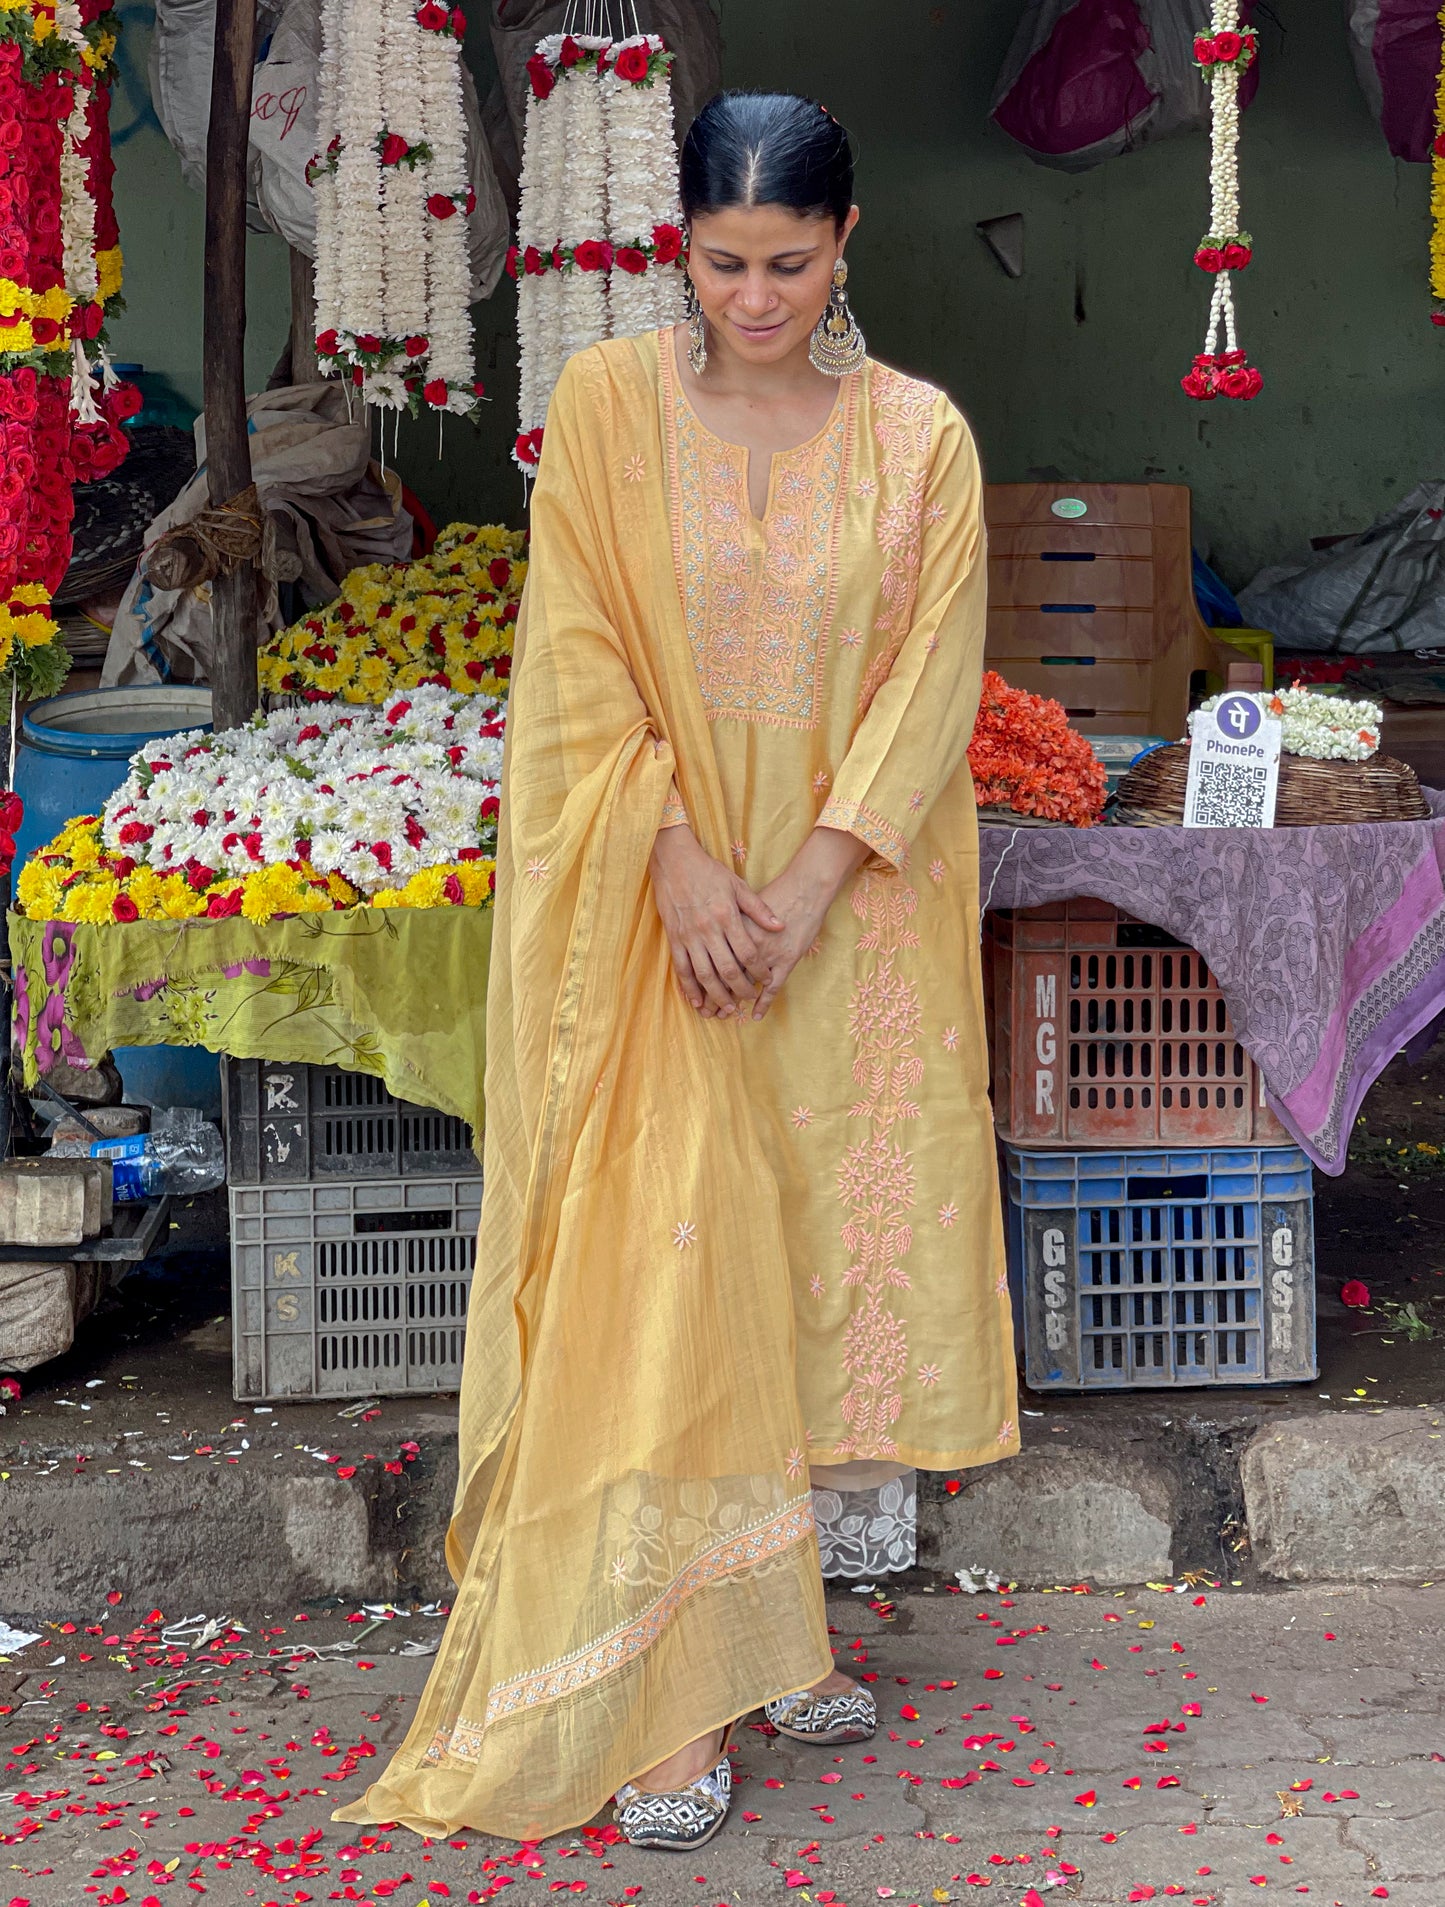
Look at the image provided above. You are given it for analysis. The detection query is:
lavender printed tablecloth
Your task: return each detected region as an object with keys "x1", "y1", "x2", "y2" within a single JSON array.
[{"x1": 979, "y1": 797, "x2": 1445, "y2": 1174}]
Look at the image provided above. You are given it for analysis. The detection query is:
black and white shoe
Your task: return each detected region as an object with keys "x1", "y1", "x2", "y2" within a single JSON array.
[
  {"x1": 764, "y1": 1683, "x2": 877, "y2": 1745},
  {"x1": 614, "y1": 1744, "x2": 733, "y2": 1850}
]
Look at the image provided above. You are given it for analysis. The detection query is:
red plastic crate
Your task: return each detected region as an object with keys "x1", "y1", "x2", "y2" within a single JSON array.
[{"x1": 985, "y1": 900, "x2": 1289, "y2": 1148}]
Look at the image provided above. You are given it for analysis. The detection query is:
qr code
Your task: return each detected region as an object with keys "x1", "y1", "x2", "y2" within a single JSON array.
[{"x1": 1190, "y1": 757, "x2": 1271, "y2": 826}]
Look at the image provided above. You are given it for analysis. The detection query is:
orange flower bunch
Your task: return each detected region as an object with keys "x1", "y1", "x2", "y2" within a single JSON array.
[{"x1": 967, "y1": 670, "x2": 1106, "y2": 827}]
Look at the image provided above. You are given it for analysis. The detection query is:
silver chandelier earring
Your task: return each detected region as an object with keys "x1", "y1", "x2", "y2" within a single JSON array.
[
  {"x1": 683, "y1": 269, "x2": 707, "y2": 376},
  {"x1": 810, "y1": 257, "x2": 866, "y2": 377}
]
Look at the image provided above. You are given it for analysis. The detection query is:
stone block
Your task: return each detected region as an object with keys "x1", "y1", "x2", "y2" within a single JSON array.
[
  {"x1": 0, "y1": 1165, "x2": 86, "y2": 1244},
  {"x1": 1242, "y1": 1408, "x2": 1445, "y2": 1581},
  {"x1": 51, "y1": 1105, "x2": 147, "y2": 1145},
  {"x1": 0, "y1": 1259, "x2": 76, "y2": 1371},
  {"x1": 919, "y1": 1441, "x2": 1178, "y2": 1585},
  {"x1": 7, "y1": 1155, "x2": 112, "y2": 1233}
]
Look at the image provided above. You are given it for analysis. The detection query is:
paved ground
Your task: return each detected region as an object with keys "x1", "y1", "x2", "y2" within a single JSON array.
[{"x1": 3, "y1": 1580, "x2": 1443, "y2": 1907}]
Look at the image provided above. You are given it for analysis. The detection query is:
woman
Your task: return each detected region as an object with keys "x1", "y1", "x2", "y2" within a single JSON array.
[{"x1": 337, "y1": 90, "x2": 1017, "y2": 1854}]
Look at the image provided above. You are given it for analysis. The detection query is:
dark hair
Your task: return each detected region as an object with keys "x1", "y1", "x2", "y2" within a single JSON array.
[{"x1": 680, "y1": 91, "x2": 854, "y2": 231}]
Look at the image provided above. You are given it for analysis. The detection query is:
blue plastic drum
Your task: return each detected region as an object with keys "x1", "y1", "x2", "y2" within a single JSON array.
[{"x1": 14, "y1": 686, "x2": 221, "y2": 1115}]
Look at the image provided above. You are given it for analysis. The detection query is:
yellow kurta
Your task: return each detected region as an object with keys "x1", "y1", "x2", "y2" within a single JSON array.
[{"x1": 337, "y1": 330, "x2": 1016, "y2": 1843}]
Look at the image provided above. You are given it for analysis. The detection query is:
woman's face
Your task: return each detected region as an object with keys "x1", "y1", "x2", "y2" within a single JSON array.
[{"x1": 686, "y1": 202, "x2": 859, "y2": 368}]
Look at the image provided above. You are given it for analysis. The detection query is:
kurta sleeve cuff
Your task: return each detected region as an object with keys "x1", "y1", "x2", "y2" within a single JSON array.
[
  {"x1": 816, "y1": 798, "x2": 909, "y2": 871},
  {"x1": 659, "y1": 781, "x2": 690, "y2": 831}
]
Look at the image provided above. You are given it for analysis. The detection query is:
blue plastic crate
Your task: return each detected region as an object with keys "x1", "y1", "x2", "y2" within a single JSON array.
[{"x1": 1004, "y1": 1143, "x2": 1316, "y2": 1390}]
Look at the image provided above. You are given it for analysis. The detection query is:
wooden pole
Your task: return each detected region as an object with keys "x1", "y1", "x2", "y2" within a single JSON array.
[
  {"x1": 203, "y1": 0, "x2": 260, "y2": 731},
  {"x1": 289, "y1": 246, "x2": 320, "y2": 385}
]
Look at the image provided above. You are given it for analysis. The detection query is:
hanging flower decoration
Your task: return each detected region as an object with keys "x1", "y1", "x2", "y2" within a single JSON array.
[
  {"x1": 0, "y1": 0, "x2": 131, "y2": 699},
  {"x1": 258, "y1": 522, "x2": 524, "y2": 703},
  {"x1": 1431, "y1": 4, "x2": 1445, "y2": 325},
  {"x1": 1181, "y1": 7, "x2": 1263, "y2": 402},
  {"x1": 513, "y1": 32, "x2": 685, "y2": 472},
  {"x1": 16, "y1": 688, "x2": 505, "y2": 925},
  {"x1": 967, "y1": 672, "x2": 1106, "y2": 827},
  {"x1": 310, "y1": 0, "x2": 483, "y2": 418}
]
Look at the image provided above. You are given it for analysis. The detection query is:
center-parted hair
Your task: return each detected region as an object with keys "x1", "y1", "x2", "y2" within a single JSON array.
[{"x1": 679, "y1": 91, "x2": 855, "y2": 231}]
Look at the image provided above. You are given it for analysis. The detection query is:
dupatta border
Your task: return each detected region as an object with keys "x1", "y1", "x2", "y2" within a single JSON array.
[{"x1": 420, "y1": 1493, "x2": 816, "y2": 1756}]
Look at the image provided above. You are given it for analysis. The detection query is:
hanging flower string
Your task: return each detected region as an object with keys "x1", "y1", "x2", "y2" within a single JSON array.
[
  {"x1": 1431, "y1": 3, "x2": 1445, "y2": 325},
  {"x1": 0, "y1": 0, "x2": 132, "y2": 695},
  {"x1": 1181, "y1": 7, "x2": 1262, "y2": 402},
  {"x1": 512, "y1": 32, "x2": 685, "y2": 472},
  {"x1": 309, "y1": 0, "x2": 483, "y2": 417}
]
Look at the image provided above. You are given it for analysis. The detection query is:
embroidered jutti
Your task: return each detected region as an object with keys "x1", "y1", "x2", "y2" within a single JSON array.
[{"x1": 335, "y1": 329, "x2": 1017, "y2": 1842}]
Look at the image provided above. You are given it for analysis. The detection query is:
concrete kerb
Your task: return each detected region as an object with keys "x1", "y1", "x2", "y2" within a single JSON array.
[{"x1": 5, "y1": 1398, "x2": 1445, "y2": 1617}]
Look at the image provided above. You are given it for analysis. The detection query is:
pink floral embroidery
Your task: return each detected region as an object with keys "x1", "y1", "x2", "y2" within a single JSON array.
[
  {"x1": 917, "y1": 1363, "x2": 941, "y2": 1386},
  {"x1": 858, "y1": 364, "x2": 936, "y2": 721},
  {"x1": 662, "y1": 340, "x2": 857, "y2": 728},
  {"x1": 928, "y1": 859, "x2": 945, "y2": 883},
  {"x1": 938, "y1": 1202, "x2": 959, "y2": 1227},
  {"x1": 791, "y1": 1105, "x2": 814, "y2": 1129},
  {"x1": 672, "y1": 1220, "x2": 697, "y2": 1251},
  {"x1": 996, "y1": 1418, "x2": 1017, "y2": 1445},
  {"x1": 834, "y1": 871, "x2": 923, "y2": 1458}
]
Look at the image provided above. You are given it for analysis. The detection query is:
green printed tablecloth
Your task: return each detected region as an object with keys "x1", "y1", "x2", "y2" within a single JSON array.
[{"x1": 10, "y1": 907, "x2": 493, "y2": 1141}]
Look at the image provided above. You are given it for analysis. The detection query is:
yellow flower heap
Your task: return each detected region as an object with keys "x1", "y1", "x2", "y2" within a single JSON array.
[{"x1": 258, "y1": 523, "x2": 525, "y2": 703}]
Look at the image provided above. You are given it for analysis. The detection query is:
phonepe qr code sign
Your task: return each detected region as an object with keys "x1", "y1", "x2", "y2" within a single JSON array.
[{"x1": 1183, "y1": 692, "x2": 1282, "y2": 830}]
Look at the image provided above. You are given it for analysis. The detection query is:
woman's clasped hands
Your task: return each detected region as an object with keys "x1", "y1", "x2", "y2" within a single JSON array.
[{"x1": 648, "y1": 823, "x2": 867, "y2": 1021}]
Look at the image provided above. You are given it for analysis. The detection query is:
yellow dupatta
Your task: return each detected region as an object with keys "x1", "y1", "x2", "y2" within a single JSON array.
[{"x1": 335, "y1": 338, "x2": 831, "y2": 1841}]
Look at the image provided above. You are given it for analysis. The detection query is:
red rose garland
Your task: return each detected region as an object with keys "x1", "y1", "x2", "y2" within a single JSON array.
[{"x1": 1181, "y1": 8, "x2": 1263, "y2": 403}]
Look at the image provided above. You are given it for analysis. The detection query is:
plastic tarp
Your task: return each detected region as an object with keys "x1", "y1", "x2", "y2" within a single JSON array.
[
  {"x1": 1236, "y1": 482, "x2": 1445, "y2": 653},
  {"x1": 149, "y1": 0, "x2": 509, "y2": 297},
  {"x1": 990, "y1": 0, "x2": 1258, "y2": 172},
  {"x1": 1347, "y1": 0, "x2": 1444, "y2": 163}
]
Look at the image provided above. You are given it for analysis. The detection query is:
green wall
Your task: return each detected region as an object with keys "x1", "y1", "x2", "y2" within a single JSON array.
[{"x1": 108, "y1": 0, "x2": 1443, "y2": 585}]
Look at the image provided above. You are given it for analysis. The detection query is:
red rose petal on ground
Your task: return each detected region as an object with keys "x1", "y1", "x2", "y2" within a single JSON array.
[{"x1": 1074, "y1": 1790, "x2": 1097, "y2": 1807}]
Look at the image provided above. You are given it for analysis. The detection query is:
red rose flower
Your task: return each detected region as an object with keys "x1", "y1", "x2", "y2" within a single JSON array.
[
  {"x1": 71, "y1": 301, "x2": 104, "y2": 340},
  {"x1": 1193, "y1": 33, "x2": 1215, "y2": 61},
  {"x1": 403, "y1": 333, "x2": 428, "y2": 356},
  {"x1": 315, "y1": 328, "x2": 339, "y2": 355},
  {"x1": 1221, "y1": 242, "x2": 1252, "y2": 269},
  {"x1": 613, "y1": 43, "x2": 650, "y2": 81},
  {"x1": 1219, "y1": 347, "x2": 1247, "y2": 365},
  {"x1": 559, "y1": 33, "x2": 583, "y2": 66},
  {"x1": 615, "y1": 245, "x2": 648, "y2": 275},
  {"x1": 480, "y1": 795, "x2": 501, "y2": 819},
  {"x1": 1193, "y1": 247, "x2": 1224, "y2": 273},
  {"x1": 379, "y1": 132, "x2": 409, "y2": 165},
  {"x1": 104, "y1": 381, "x2": 142, "y2": 421},
  {"x1": 1240, "y1": 367, "x2": 1263, "y2": 397},
  {"x1": 354, "y1": 332, "x2": 380, "y2": 353},
  {"x1": 522, "y1": 244, "x2": 545, "y2": 274},
  {"x1": 0, "y1": 792, "x2": 23, "y2": 835},
  {"x1": 30, "y1": 317, "x2": 60, "y2": 347},
  {"x1": 442, "y1": 873, "x2": 465, "y2": 905},
  {"x1": 1340, "y1": 1279, "x2": 1370, "y2": 1309},
  {"x1": 651, "y1": 221, "x2": 683, "y2": 264},
  {"x1": 206, "y1": 888, "x2": 244, "y2": 919},
  {"x1": 414, "y1": 1, "x2": 446, "y2": 25},
  {"x1": 370, "y1": 840, "x2": 393, "y2": 871},
  {"x1": 526, "y1": 52, "x2": 555, "y2": 99},
  {"x1": 1213, "y1": 29, "x2": 1243, "y2": 60},
  {"x1": 426, "y1": 192, "x2": 457, "y2": 219},
  {"x1": 423, "y1": 377, "x2": 448, "y2": 406},
  {"x1": 493, "y1": 654, "x2": 512, "y2": 678},
  {"x1": 111, "y1": 893, "x2": 139, "y2": 922},
  {"x1": 573, "y1": 238, "x2": 611, "y2": 272},
  {"x1": 1180, "y1": 367, "x2": 1216, "y2": 400},
  {"x1": 1217, "y1": 366, "x2": 1252, "y2": 398},
  {"x1": 505, "y1": 244, "x2": 519, "y2": 278},
  {"x1": 1436, "y1": 133, "x2": 1445, "y2": 159},
  {"x1": 488, "y1": 557, "x2": 511, "y2": 588},
  {"x1": 450, "y1": 7, "x2": 465, "y2": 34},
  {"x1": 464, "y1": 186, "x2": 476, "y2": 214}
]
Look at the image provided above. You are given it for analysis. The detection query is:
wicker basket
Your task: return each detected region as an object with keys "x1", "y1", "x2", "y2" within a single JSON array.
[{"x1": 1113, "y1": 742, "x2": 1431, "y2": 827}]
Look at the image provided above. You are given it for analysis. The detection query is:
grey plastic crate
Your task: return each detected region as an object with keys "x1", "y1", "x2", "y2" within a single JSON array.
[
  {"x1": 1005, "y1": 1143, "x2": 1316, "y2": 1390},
  {"x1": 223, "y1": 1057, "x2": 475, "y2": 1184},
  {"x1": 230, "y1": 1175, "x2": 482, "y2": 1400}
]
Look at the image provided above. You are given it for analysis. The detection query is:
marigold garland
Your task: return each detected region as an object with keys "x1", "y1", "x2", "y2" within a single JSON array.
[
  {"x1": 0, "y1": 0, "x2": 128, "y2": 694},
  {"x1": 967, "y1": 671, "x2": 1106, "y2": 827},
  {"x1": 257, "y1": 522, "x2": 524, "y2": 703},
  {"x1": 1431, "y1": 2, "x2": 1445, "y2": 325}
]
